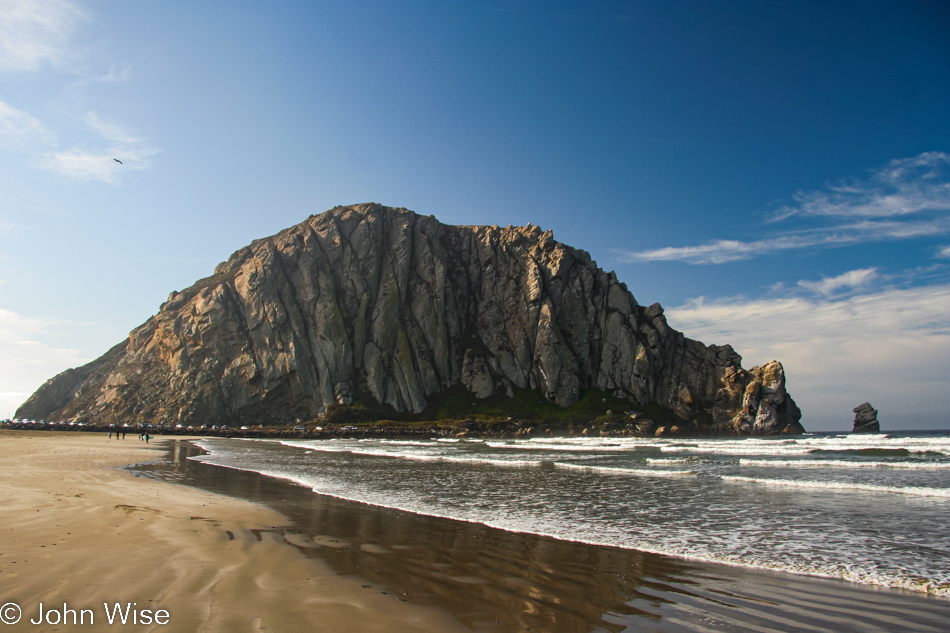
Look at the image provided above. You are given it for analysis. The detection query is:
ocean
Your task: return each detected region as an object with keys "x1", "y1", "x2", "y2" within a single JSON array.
[{"x1": 183, "y1": 430, "x2": 950, "y2": 602}]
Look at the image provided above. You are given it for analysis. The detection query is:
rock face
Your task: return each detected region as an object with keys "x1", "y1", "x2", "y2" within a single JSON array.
[
  {"x1": 17, "y1": 204, "x2": 803, "y2": 434},
  {"x1": 852, "y1": 402, "x2": 880, "y2": 433}
]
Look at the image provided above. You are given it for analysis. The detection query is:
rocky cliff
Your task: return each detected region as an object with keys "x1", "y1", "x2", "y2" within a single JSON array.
[{"x1": 18, "y1": 204, "x2": 802, "y2": 434}]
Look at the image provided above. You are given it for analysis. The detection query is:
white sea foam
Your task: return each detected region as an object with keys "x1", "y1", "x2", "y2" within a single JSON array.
[
  {"x1": 382, "y1": 453, "x2": 541, "y2": 468},
  {"x1": 721, "y1": 475, "x2": 950, "y2": 497},
  {"x1": 238, "y1": 438, "x2": 544, "y2": 468},
  {"x1": 485, "y1": 441, "x2": 633, "y2": 452},
  {"x1": 480, "y1": 433, "x2": 950, "y2": 454},
  {"x1": 374, "y1": 450, "x2": 536, "y2": 467},
  {"x1": 660, "y1": 443, "x2": 949, "y2": 457},
  {"x1": 555, "y1": 462, "x2": 696, "y2": 477},
  {"x1": 276, "y1": 441, "x2": 352, "y2": 453},
  {"x1": 444, "y1": 456, "x2": 541, "y2": 467},
  {"x1": 740, "y1": 458, "x2": 950, "y2": 469},
  {"x1": 526, "y1": 437, "x2": 643, "y2": 445},
  {"x1": 646, "y1": 457, "x2": 693, "y2": 465},
  {"x1": 659, "y1": 444, "x2": 816, "y2": 456}
]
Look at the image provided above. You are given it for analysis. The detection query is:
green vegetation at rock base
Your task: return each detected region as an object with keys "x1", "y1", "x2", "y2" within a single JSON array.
[{"x1": 315, "y1": 384, "x2": 698, "y2": 437}]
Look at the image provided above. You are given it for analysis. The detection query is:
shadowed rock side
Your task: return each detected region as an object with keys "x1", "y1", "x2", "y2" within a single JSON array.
[
  {"x1": 18, "y1": 204, "x2": 802, "y2": 435},
  {"x1": 852, "y1": 402, "x2": 881, "y2": 433}
]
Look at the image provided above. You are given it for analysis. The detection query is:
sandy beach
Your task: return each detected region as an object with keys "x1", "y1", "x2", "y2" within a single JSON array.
[{"x1": 0, "y1": 431, "x2": 467, "y2": 632}]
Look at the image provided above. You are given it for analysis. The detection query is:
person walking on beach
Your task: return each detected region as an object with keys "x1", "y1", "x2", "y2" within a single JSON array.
[{"x1": 144, "y1": 433, "x2": 150, "y2": 444}]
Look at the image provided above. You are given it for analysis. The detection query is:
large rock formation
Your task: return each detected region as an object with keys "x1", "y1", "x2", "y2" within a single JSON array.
[
  {"x1": 17, "y1": 204, "x2": 802, "y2": 434},
  {"x1": 852, "y1": 402, "x2": 880, "y2": 433}
]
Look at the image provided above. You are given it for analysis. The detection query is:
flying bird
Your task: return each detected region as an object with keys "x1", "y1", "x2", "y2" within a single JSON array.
[{"x1": 113, "y1": 158, "x2": 123, "y2": 164}]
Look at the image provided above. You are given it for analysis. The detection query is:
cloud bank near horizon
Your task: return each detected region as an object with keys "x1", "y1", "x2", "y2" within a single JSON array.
[
  {"x1": 666, "y1": 279, "x2": 950, "y2": 428},
  {"x1": 0, "y1": 308, "x2": 90, "y2": 418}
]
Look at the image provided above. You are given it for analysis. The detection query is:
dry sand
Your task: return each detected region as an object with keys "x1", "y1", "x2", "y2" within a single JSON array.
[{"x1": 0, "y1": 431, "x2": 468, "y2": 632}]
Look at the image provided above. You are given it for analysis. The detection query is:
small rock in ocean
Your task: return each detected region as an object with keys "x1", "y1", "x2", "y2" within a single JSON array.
[{"x1": 852, "y1": 402, "x2": 880, "y2": 433}]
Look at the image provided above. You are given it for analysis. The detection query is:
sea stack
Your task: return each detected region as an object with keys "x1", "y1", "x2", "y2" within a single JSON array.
[
  {"x1": 852, "y1": 402, "x2": 880, "y2": 433},
  {"x1": 17, "y1": 203, "x2": 803, "y2": 435}
]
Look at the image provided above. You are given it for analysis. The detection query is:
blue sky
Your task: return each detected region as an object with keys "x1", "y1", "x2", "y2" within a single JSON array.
[{"x1": 1, "y1": 0, "x2": 948, "y2": 430}]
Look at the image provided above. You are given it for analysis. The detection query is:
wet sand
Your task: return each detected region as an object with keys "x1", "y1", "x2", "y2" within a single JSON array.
[
  {"x1": 0, "y1": 431, "x2": 468, "y2": 632},
  {"x1": 134, "y1": 439, "x2": 950, "y2": 633}
]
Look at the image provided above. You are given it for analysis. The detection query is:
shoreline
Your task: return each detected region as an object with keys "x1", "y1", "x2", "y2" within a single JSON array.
[
  {"x1": 169, "y1": 440, "x2": 949, "y2": 597},
  {"x1": 140, "y1": 437, "x2": 950, "y2": 632},
  {"x1": 0, "y1": 431, "x2": 470, "y2": 632},
  {"x1": 182, "y1": 433, "x2": 950, "y2": 599}
]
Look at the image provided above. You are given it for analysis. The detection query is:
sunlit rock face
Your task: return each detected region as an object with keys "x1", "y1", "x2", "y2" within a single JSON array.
[{"x1": 17, "y1": 203, "x2": 802, "y2": 434}]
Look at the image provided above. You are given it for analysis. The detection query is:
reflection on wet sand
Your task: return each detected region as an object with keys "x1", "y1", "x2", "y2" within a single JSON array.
[{"x1": 127, "y1": 441, "x2": 949, "y2": 633}]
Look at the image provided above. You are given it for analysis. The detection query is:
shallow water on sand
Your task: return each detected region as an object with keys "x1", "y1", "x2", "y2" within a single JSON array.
[{"x1": 128, "y1": 439, "x2": 950, "y2": 633}]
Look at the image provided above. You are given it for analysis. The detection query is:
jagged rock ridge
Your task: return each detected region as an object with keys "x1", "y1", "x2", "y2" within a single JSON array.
[{"x1": 18, "y1": 204, "x2": 802, "y2": 434}]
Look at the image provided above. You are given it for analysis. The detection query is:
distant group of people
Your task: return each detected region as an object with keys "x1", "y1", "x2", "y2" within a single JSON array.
[{"x1": 108, "y1": 427, "x2": 151, "y2": 443}]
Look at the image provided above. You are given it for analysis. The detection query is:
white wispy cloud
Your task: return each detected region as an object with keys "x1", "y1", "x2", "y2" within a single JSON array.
[
  {"x1": 83, "y1": 111, "x2": 139, "y2": 144},
  {"x1": 39, "y1": 111, "x2": 158, "y2": 182},
  {"x1": 0, "y1": 102, "x2": 134, "y2": 182},
  {"x1": 618, "y1": 152, "x2": 950, "y2": 264},
  {"x1": 623, "y1": 216, "x2": 950, "y2": 264},
  {"x1": 772, "y1": 152, "x2": 950, "y2": 221},
  {"x1": 665, "y1": 283, "x2": 950, "y2": 427},
  {"x1": 0, "y1": 0, "x2": 83, "y2": 72},
  {"x1": 797, "y1": 267, "x2": 878, "y2": 296},
  {"x1": 626, "y1": 237, "x2": 786, "y2": 265},
  {"x1": 40, "y1": 147, "x2": 120, "y2": 182},
  {"x1": 69, "y1": 62, "x2": 131, "y2": 87},
  {"x1": 0, "y1": 308, "x2": 89, "y2": 418},
  {"x1": 0, "y1": 100, "x2": 55, "y2": 148},
  {"x1": 40, "y1": 138, "x2": 158, "y2": 183},
  {"x1": 938, "y1": 245, "x2": 950, "y2": 258},
  {"x1": 0, "y1": 104, "x2": 159, "y2": 182}
]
